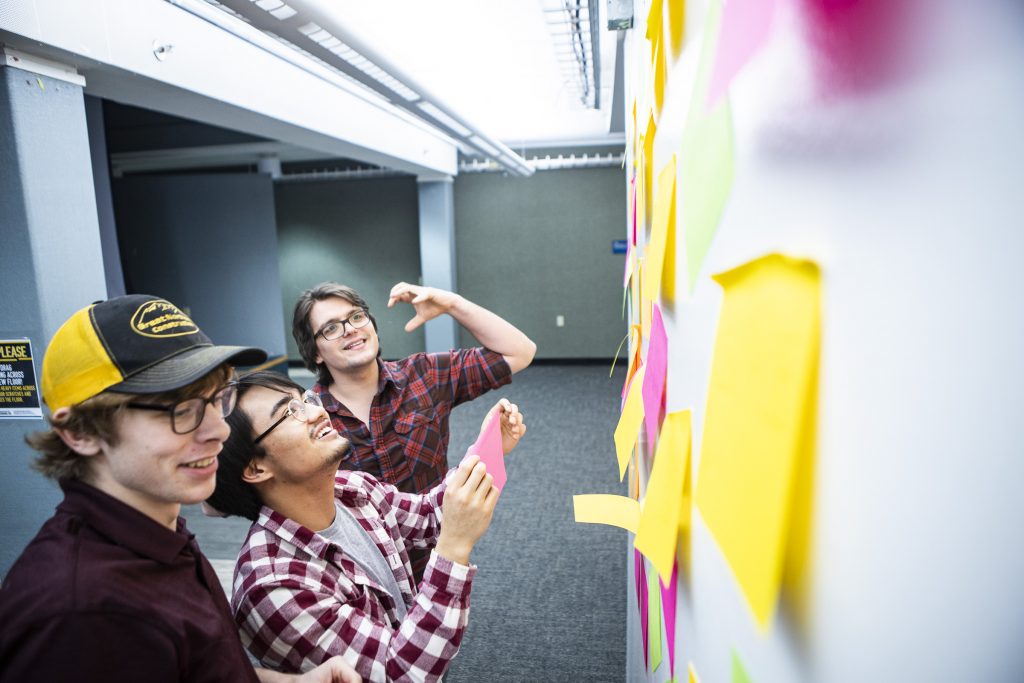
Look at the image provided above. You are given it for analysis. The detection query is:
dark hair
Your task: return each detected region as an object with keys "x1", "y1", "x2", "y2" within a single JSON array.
[
  {"x1": 291, "y1": 282, "x2": 379, "y2": 386},
  {"x1": 27, "y1": 365, "x2": 232, "y2": 482},
  {"x1": 207, "y1": 370, "x2": 305, "y2": 521}
]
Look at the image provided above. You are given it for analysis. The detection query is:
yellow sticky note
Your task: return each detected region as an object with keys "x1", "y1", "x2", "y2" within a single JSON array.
[
  {"x1": 643, "y1": 114, "x2": 657, "y2": 221},
  {"x1": 682, "y1": 0, "x2": 735, "y2": 291},
  {"x1": 695, "y1": 254, "x2": 821, "y2": 630},
  {"x1": 689, "y1": 662, "x2": 701, "y2": 683},
  {"x1": 648, "y1": 569, "x2": 663, "y2": 671},
  {"x1": 645, "y1": 0, "x2": 664, "y2": 62},
  {"x1": 635, "y1": 410, "x2": 692, "y2": 583},
  {"x1": 645, "y1": 156, "x2": 677, "y2": 303},
  {"x1": 668, "y1": 0, "x2": 686, "y2": 57},
  {"x1": 573, "y1": 494, "x2": 641, "y2": 533},
  {"x1": 614, "y1": 365, "x2": 647, "y2": 480},
  {"x1": 653, "y1": 27, "x2": 668, "y2": 113}
]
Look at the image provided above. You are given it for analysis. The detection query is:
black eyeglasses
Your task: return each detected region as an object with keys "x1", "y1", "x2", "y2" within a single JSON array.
[
  {"x1": 253, "y1": 390, "x2": 324, "y2": 444},
  {"x1": 128, "y1": 383, "x2": 238, "y2": 435},
  {"x1": 315, "y1": 310, "x2": 370, "y2": 341}
]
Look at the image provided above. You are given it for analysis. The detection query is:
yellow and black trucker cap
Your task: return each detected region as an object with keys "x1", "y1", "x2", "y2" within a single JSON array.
[{"x1": 41, "y1": 295, "x2": 267, "y2": 410}]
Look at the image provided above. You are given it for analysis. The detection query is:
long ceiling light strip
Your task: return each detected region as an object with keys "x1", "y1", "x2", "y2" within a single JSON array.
[{"x1": 190, "y1": 0, "x2": 533, "y2": 176}]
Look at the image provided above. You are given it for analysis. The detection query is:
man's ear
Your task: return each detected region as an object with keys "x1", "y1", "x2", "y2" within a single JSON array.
[
  {"x1": 242, "y1": 459, "x2": 273, "y2": 484},
  {"x1": 52, "y1": 408, "x2": 104, "y2": 456}
]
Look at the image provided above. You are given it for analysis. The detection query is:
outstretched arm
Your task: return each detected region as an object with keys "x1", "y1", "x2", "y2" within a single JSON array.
[{"x1": 387, "y1": 282, "x2": 536, "y2": 373}]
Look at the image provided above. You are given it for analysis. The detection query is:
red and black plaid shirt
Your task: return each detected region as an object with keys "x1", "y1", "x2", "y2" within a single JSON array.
[{"x1": 314, "y1": 348, "x2": 510, "y2": 494}]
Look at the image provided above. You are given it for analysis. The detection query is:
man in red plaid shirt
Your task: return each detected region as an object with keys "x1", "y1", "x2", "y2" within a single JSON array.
[
  {"x1": 207, "y1": 370, "x2": 525, "y2": 681},
  {"x1": 291, "y1": 281, "x2": 535, "y2": 581}
]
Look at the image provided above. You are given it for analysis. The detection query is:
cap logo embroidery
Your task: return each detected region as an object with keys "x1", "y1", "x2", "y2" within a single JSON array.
[{"x1": 130, "y1": 300, "x2": 199, "y2": 338}]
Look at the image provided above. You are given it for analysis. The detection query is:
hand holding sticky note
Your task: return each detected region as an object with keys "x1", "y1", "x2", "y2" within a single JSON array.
[{"x1": 463, "y1": 409, "x2": 507, "y2": 491}]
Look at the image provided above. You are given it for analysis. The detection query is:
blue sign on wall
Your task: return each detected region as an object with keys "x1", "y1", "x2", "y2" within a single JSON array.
[{"x1": 612, "y1": 239, "x2": 628, "y2": 254}]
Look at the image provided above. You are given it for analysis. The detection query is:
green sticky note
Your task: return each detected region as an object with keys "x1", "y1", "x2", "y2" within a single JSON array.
[
  {"x1": 681, "y1": 0, "x2": 736, "y2": 291},
  {"x1": 732, "y1": 650, "x2": 753, "y2": 683},
  {"x1": 648, "y1": 569, "x2": 663, "y2": 671}
]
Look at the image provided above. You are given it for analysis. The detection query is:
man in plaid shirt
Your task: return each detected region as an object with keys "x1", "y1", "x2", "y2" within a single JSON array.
[
  {"x1": 291, "y1": 282, "x2": 536, "y2": 581},
  {"x1": 207, "y1": 371, "x2": 525, "y2": 681}
]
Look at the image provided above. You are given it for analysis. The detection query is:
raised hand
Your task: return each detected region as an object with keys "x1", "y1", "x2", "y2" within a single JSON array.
[
  {"x1": 387, "y1": 282, "x2": 461, "y2": 333},
  {"x1": 434, "y1": 455, "x2": 499, "y2": 565},
  {"x1": 480, "y1": 398, "x2": 527, "y2": 455}
]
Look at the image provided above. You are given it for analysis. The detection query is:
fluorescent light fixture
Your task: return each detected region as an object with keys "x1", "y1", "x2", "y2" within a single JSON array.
[
  {"x1": 416, "y1": 101, "x2": 472, "y2": 137},
  {"x1": 297, "y1": 21, "x2": 320, "y2": 36},
  {"x1": 469, "y1": 136, "x2": 500, "y2": 158},
  {"x1": 269, "y1": 5, "x2": 296, "y2": 19}
]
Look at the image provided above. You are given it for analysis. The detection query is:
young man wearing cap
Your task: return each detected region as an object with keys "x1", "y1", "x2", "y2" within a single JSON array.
[
  {"x1": 0, "y1": 295, "x2": 359, "y2": 683},
  {"x1": 206, "y1": 370, "x2": 524, "y2": 681},
  {"x1": 292, "y1": 282, "x2": 535, "y2": 581}
]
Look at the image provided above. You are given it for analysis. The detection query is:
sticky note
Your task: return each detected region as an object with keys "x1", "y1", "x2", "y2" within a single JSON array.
[
  {"x1": 654, "y1": 26, "x2": 668, "y2": 113},
  {"x1": 695, "y1": 254, "x2": 820, "y2": 630},
  {"x1": 645, "y1": 0, "x2": 664, "y2": 62},
  {"x1": 642, "y1": 304, "x2": 669, "y2": 448},
  {"x1": 661, "y1": 564, "x2": 679, "y2": 677},
  {"x1": 635, "y1": 411, "x2": 692, "y2": 582},
  {"x1": 707, "y1": 0, "x2": 778, "y2": 109},
  {"x1": 623, "y1": 325, "x2": 642, "y2": 399},
  {"x1": 614, "y1": 365, "x2": 647, "y2": 480},
  {"x1": 732, "y1": 650, "x2": 753, "y2": 683},
  {"x1": 648, "y1": 568, "x2": 663, "y2": 671},
  {"x1": 639, "y1": 555, "x2": 650, "y2": 665},
  {"x1": 689, "y1": 662, "x2": 701, "y2": 683},
  {"x1": 643, "y1": 114, "x2": 656, "y2": 220},
  {"x1": 464, "y1": 410, "x2": 507, "y2": 491},
  {"x1": 572, "y1": 494, "x2": 641, "y2": 534},
  {"x1": 646, "y1": 156, "x2": 677, "y2": 303},
  {"x1": 682, "y1": 0, "x2": 736, "y2": 291},
  {"x1": 668, "y1": 0, "x2": 686, "y2": 57}
]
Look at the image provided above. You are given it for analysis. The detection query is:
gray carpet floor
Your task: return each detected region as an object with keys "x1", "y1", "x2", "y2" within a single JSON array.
[{"x1": 182, "y1": 363, "x2": 628, "y2": 682}]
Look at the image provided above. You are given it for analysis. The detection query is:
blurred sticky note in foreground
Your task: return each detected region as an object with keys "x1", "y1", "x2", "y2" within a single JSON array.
[
  {"x1": 635, "y1": 410, "x2": 692, "y2": 583},
  {"x1": 732, "y1": 650, "x2": 753, "y2": 683},
  {"x1": 682, "y1": 0, "x2": 735, "y2": 291},
  {"x1": 645, "y1": 157, "x2": 677, "y2": 303},
  {"x1": 689, "y1": 662, "x2": 701, "y2": 683},
  {"x1": 464, "y1": 410, "x2": 507, "y2": 491},
  {"x1": 573, "y1": 494, "x2": 641, "y2": 534},
  {"x1": 707, "y1": 0, "x2": 778, "y2": 109},
  {"x1": 615, "y1": 365, "x2": 647, "y2": 480},
  {"x1": 695, "y1": 253, "x2": 820, "y2": 630}
]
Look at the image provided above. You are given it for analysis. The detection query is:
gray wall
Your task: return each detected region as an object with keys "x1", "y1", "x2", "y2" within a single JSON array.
[
  {"x1": 112, "y1": 174, "x2": 287, "y2": 358},
  {"x1": 273, "y1": 166, "x2": 628, "y2": 362},
  {"x1": 274, "y1": 177, "x2": 425, "y2": 363},
  {"x1": 454, "y1": 167, "x2": 627, "y2": 358}
]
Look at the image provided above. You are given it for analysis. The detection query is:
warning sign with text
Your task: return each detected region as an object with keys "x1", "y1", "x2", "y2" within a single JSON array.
[{"x1": 0, "y1": 339, "x2": 42, "y2": 419}]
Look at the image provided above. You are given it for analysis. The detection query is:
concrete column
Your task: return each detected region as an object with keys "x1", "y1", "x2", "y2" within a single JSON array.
[
  {"x1": 0, "y1": 61, "x2": 107, "y2": 575},
  {"x1": 416, "y1": 176, "x2": 458, "y2": 353}
]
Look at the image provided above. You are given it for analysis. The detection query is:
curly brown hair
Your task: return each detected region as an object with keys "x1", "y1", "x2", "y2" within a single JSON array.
[{"x1": 27, "y1": 365, "x2": 232, "y2": 482}]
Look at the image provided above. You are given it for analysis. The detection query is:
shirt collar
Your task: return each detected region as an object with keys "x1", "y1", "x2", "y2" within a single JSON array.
[
  {"x1": 58, "y1": 480, "x2": 193, "y2": 564},
  {"x1": 313, "y1": 359, "x2": 405, "y2": 410}
]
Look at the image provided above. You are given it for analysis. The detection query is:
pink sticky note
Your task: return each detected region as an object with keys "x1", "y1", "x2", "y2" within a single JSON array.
[
  {"x1": 464, "y1": 411, "x2": 507, "y2": 491},
  {"x1": 706, "y1": 0, "x2": 778, "y2": 110},
  {"x1": 642, "y1": 305, "x2": 668, "y2": 449},
  {"x1": 638, "y1": 552, "x2": 650, "y2": 666},
  {"x1": 660, "y1": 563, "x2": 679, "y2": 677}
]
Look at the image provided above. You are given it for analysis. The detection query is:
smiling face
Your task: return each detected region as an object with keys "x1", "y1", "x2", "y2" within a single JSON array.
[
  {"x1": 240, "y1": 386, "x2": 350, "y2": 485},
  {"x1": 309, "y1": 296, "x2": 380, "y2": 377},
  {"x1": 87, "y1": 387, "x2": 230, "y2": 527}
]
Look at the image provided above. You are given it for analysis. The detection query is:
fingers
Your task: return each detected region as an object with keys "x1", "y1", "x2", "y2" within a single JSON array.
[
  {"x1": 450, "y1": 455, "x2": 477, "y2": 487},
  {"x1": 387, "y1": 282, "x2": 416, "y2": 308},
  {"x1": 463, "y1": 459, "x2": 488, "y2": 492},
  {"x1": 404, "y1": 314, "x2": 426, "y2": 333}
]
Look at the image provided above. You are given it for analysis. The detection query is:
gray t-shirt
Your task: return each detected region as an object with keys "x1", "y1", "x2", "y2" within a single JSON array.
[{"x1": 317, "y1": 502, "x2": 408, "y2": 622}]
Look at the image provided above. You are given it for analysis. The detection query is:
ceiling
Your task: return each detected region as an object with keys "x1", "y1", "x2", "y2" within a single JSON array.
[{"x1": 298, "y1": 0, "x2": 621, "y2": 147}]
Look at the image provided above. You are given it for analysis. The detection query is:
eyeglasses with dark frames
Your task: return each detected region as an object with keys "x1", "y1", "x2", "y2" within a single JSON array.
[
  {"x1": 315, "y1": 310, "x2": 371, "y2": 341},
  {"x1": 253, "y1": 390, "x2": 324, "y2": 444},
  {"x1": 127, "y1": 383, "x2": 238, "y2": 435}
]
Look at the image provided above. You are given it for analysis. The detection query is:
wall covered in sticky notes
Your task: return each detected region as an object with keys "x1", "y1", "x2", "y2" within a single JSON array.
[{"x1": 615, "y1": 1, "x2": 1024, "y2": 682}]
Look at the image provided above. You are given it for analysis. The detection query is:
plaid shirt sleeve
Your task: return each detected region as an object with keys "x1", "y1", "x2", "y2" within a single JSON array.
[
  {"x1": 237, "y1": 551, "x2": 474, "y2": 683},
  {"x1": 369, "y1": 465, "x2": 452, "y2": 550},
  {"x1": 439, "y1": 347, "x2": 512, "y2": 407}
]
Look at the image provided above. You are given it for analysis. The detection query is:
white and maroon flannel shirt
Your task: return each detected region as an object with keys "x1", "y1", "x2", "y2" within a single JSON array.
[{"x1": 231, "y1": 469, "x2": 475, "y2": 682}]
